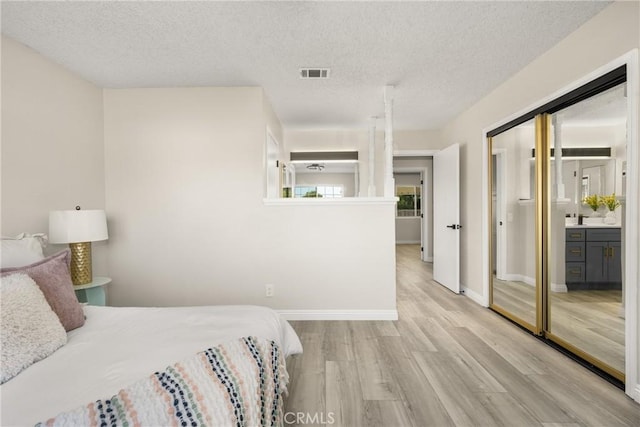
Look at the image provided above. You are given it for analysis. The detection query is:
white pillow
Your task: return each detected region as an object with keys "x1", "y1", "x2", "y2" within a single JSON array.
[
  {"x1": 1, "y1": 273, "x2": 67, "y2": 384},
  {"x1": 1, "y1": 233, "x2": 47, "y2": 268}
]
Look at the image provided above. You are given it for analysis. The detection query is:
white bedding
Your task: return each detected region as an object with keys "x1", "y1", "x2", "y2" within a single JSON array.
[{"x1": 0, "y1": 304, "x2": 302, "y2": 426}]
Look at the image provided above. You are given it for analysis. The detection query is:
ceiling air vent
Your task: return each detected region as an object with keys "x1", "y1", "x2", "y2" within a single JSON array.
[{"x1": 300, "y1": 68, "x2": 330, "y2": 79}]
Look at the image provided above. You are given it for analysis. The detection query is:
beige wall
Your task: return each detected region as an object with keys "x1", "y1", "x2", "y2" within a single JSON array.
[
  {"x1": 104, "y1": 87, "x2": 397, "y2": 313},
  {"x1": 0, "y1": 36, "x2": 107, "y2": 273}
]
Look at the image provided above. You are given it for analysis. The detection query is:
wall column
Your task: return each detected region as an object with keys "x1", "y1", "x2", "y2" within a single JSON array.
[
  {"x1": 384, "y1": 86, "x2": 395, "y2": 197},
  {"x1": 368, "y1": 117, "x2": 377, "y2": 197},
  {"x1": 553, "y1": 115, "x2": 565, "y2": 199}
]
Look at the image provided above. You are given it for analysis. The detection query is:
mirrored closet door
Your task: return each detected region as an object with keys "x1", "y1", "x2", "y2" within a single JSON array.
[
  {"x1": 488, "y1": 66, "x2": 627, "y2": 383},
  {"x1": 489, "y1": 118, "x2": 540, "y2": 334},
  {"x1": 546, "y1": 83, "x2": 627, "y2": 380}
]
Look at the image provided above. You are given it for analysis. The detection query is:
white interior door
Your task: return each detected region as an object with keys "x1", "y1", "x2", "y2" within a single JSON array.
[{"x1": 433, "y1": 143, "x2": 460, "y2": 293}]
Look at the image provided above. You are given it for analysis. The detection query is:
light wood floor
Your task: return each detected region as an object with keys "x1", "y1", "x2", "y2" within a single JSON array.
[
  {"x1": 283, "y1": 244, "x2": 640, "y2": 426},
  {"x1": 493, "y1": 278, "x2": 624, "y2": 373}
]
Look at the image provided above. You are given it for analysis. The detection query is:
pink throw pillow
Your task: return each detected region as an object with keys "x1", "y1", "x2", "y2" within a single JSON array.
[{"x1": 1, "y1": 250, "x2": 84, "y2": 331}]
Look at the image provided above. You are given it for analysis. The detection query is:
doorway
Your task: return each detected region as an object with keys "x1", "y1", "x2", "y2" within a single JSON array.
[
  {"x1": 265, "y1": 129, "x2": 279, "y2": 198},
  {"x1": 393, "y1": 156, "x2": 432, "y2": 263}
]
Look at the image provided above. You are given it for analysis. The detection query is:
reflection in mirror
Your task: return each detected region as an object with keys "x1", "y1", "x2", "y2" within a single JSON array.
[
  {"x1": 291, "y1": 162, "x2": 359, "y2": 198},
  {"x1": 548, "y1": 81, "x2": 626, "y2": 377},
  {"x1": 289, "y1": 151, "x2": 360, "y2": 198},
  {"x1": 561, "y1": 159, "x2": 615, "y2": 219},
  {"x1": 491, "y1": 118, "x2": 537, "y2": 330}
]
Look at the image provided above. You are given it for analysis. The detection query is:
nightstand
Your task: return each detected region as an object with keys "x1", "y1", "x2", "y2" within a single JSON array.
[{"x1": 74, "y1": 276, "x2": 111, "y2": 306}]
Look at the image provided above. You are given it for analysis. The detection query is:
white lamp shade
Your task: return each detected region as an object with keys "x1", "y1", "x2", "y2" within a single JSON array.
[{"x1": 49, "y1": 210, "x2": 108, "y2": 244}]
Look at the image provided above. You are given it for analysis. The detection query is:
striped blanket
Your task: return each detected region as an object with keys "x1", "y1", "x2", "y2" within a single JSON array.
[{"x1": 37, "y1": 337, "x2": 288, "y2": 427}]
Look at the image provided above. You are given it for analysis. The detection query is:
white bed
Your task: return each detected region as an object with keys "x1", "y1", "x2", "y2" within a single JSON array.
[{"x1": 0, "y1": 304, "x2": 302, "y2": 426}]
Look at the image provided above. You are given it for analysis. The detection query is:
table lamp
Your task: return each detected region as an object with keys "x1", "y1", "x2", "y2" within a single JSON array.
[{"x1": 49, "y1": 207, "x2": 108, "y2": 285}]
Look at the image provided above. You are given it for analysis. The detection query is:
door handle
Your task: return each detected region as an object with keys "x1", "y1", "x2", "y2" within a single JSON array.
[{"x1": 446, "y1": 224, "x2": 461, "y2": 229}]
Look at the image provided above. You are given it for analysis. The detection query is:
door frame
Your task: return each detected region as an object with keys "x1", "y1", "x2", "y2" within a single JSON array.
[
  {"x1": 394, "y1": 149, "x2": 438, "y2": 264},
  {"x1": 265, "y1": 127, "x2": 280, "y2": 198},
  {"x1": 492, "y1": 149, "x2": 507, "y2": 280},
  {"x1": 481, "y1": 50, "x2": 639, "y2": 399}
]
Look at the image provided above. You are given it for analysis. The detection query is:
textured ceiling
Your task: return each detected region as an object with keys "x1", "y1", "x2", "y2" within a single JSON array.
[{"x1": 1, "y1": 1, "x2": 610, "y2": 130}]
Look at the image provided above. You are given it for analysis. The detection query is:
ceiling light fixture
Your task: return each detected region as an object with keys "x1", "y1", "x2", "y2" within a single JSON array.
[{"x1": 306, "y1": 163, "x2": 325, "y2": 171}]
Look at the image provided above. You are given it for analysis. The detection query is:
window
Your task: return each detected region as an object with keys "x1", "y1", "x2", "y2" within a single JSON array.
[
  {"x1": 294, "y1": 185, "x2": 344, "y2": 198},
  {"x1": 396, "y1": 186, "x2": 421, "y2": 217}
]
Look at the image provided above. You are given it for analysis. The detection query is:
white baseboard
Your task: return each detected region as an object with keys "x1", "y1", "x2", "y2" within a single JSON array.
[
  {"x1": 502, "y1": 273, "x2": 535, "y2": 286},
  {"x1": 423, "y1": 256, "x2": 433, "y2": 262},
  {"x1": 461, "y1": 285, "x2": 487, "y2": 307},
  {"x1": 500, "y1": 274, "x2": 567, "y2": 293},
  {"x1": 277, "y1": 309, "x2": 398, "y2": 321},
  {"x1": 550, "y1": 282, "x2": 568, "y2": 293},
  {"x1": 396, "y1": 240, "x2": 421, "y2": 244},
  {"x1": 632, "y1": 384, "x2": 640, "y2": 403}
]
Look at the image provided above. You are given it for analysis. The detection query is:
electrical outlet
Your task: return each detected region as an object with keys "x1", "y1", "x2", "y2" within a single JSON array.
[{"x1": 265, "y1": 284, "x2": 274, "y2": 297}]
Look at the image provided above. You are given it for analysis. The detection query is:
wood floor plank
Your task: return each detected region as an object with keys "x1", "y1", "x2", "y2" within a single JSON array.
[
  {"x1": 284, "y1": 332, "x2": 326, "y2": 420},
  {"x1": 476, "y1": 392, "x2": 543, "y2": 427},
  {"x1": 451, "y1": 310, "x2": 551, "y2": 376},
  {"x1": 445, "y1": 326, "x2": 578, "y2": 424},
  {"x1": 411, "y1": 351, "x2": 503, "y2": 426},
  {"x1": 326, "y1": 361, "x2": 364, "y2": 427},
  {"x1": 361, "y1": 400, "x2": 414, "y2": 427},
  {"x1": 322, "y1": 321, "x2": 355, "y2": 362},
  {"x1": 372, "y1": 320, "x2": 401, "y2": 337},
  {"x1": 415, "y1": 318, "x2": 507, "y2": 393},
  {"x1": 354, "y1": 341, "x2": 399, "y2": 400},
  {"x1": 378, "y1": 336, "x2": 456, "y2": 427},
  {"x1": 527, "y1": 372, "x2": 640, "y2": 427},
  {"x1": 394, "y1": 316, "x2": 438, "y2": 352}
]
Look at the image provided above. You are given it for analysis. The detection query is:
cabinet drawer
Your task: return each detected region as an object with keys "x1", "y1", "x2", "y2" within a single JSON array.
[
  {"x1": 566, "y1": 262, "x2": 585, "y2": 283},
  {"x1": 566, "y1": 229, "x2": 585, "y2": 241},
  {"x1": 565, "y1": 242, "x2": 585, "y2": 262},
  {"x1": 586, "y1": 228, "x2": 621, "y2": 242}
]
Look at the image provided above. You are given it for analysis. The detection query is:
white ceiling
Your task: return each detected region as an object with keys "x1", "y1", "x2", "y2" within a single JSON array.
[{"x1": 1, "y1": 1, "x2": 610, "y2": 130}]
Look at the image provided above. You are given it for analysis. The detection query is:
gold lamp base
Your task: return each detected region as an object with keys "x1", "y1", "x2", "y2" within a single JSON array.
[{"x1": 69, "y1": 242, "x2": 92, "y2": 285}]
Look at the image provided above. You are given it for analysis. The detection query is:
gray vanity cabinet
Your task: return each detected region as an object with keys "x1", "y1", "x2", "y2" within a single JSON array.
[
  {"x1": 565, "y1": 229, "x2": 586, "y2": 284},
  {"x1": 565, "y1": 227, "x2": 621, "y2": 290}
]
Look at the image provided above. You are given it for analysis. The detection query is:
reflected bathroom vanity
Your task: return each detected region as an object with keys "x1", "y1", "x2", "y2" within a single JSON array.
[{"x1": 565, "y1": 225, "x2": 621, "y2": 290}]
